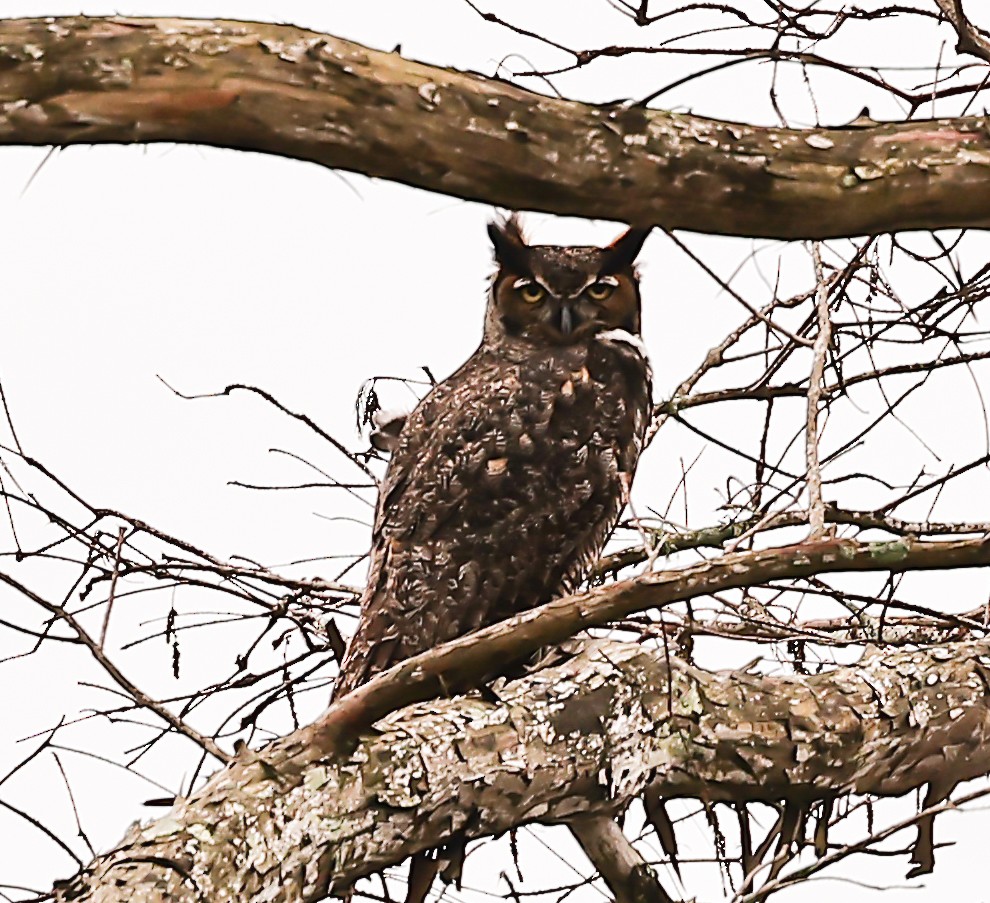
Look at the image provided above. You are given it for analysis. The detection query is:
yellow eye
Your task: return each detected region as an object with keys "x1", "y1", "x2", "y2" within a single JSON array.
[
  {"x1": 518, "y1": 282, "x2": 546, "y2": 304},
  {"x1": 586, "y1": 281, "x2": 615, "y2": 302}
]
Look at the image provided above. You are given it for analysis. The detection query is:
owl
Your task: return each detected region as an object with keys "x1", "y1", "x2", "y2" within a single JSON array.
[{"x1": 332, "y1": 215, "x2": 653, "y2": 701}]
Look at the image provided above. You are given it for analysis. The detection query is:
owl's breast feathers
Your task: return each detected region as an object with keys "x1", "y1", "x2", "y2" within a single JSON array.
[{"x1": 331, "y1": 332, "x2": 652, "y2": 699}]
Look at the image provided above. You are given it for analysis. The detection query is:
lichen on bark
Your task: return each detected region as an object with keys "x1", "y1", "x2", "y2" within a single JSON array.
[{"x1": 52, "y1": 637, "x2": 990, "y2": 902}]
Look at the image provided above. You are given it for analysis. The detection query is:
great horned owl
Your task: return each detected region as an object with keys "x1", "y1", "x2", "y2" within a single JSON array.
[{"x1": 332, "y1": 215, "x2": 652, "y2": 700}]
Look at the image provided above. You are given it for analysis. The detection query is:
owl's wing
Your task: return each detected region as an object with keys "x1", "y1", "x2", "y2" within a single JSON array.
[
  {"x1": 331, "y1": 338, "x2": 650, "y2": 701},
  {"x1": 332, "y1": 352, "x2": 512, "y2": 697},
  {"x1": 372, "y1": 355, "x2": 503, "y2": 540}
]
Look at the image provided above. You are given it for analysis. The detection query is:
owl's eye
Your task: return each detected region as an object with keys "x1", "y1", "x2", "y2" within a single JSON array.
[
  {"x1": 586, "y1": 280, "x2": 616, "y2": 302},
  {"x1": 517, "y1": 281, "x2": 546, "y2": 304}
]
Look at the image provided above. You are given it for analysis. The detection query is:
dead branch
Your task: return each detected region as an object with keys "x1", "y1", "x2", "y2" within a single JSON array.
[
  {"x1": 319, "y1": 533, "x2": 990, "y2": 745},
  {"x1": 934, "y1": 0, "x2": 990, "y2": 64},
  {"x1": 805, "y1": 244, "x2": 831, "y2": 540},
  {"x1": 0, "y1": 571, "x2": 231, "y2": 764}
]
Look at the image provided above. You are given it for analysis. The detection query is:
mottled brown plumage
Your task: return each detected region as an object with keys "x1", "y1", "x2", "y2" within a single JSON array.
[{"x1": 332, "y1": 216, "x2": 652, "y2": 701}]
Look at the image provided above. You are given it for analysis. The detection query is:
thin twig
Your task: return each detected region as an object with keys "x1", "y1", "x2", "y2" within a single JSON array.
[
  {"x1": 0, "y1": 571, "x2": 231, "y2": 764},
  {"x1": 98, "y1": 527, "x2": 127, "y2": 649},
  {"x1": 806, "y1": 243, "x2": 832, "y2": 540}
]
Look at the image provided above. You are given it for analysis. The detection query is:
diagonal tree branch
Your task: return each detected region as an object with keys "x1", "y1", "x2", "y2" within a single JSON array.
[
  {"x1": 51, "y1": 635, "x2": 990, "y2": 902},
  {"x1": 571, "y1": 815, "x2": 676, "y2": 903},
  {"x1": 317, "y1": 534, "x2": 990, "y2": 746},
  {"x1": 934, "y1": 0, "x2": 990, "y2": 64},
  {"x1": 0, "y1": 571, "x2": 231, "y2": 764},
  {"x1": 1, "y1": 16, "x2": 990, "y2": 238}
]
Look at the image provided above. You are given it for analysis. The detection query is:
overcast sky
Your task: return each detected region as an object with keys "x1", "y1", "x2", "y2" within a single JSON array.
[{"x1": 1, "y1": 3, "x2": 989, "y2": 902}]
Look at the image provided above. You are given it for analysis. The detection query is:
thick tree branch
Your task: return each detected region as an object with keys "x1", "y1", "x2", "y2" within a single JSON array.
[
  {"x1": 1, "y1": 17, "x2": 990, "y2": 238},
  {"x1": 319, "y1": 534, "x2": 990, "y2": 745},
  {"x1": 53, "y1": 636, "x2": 990, "y2": 902}
]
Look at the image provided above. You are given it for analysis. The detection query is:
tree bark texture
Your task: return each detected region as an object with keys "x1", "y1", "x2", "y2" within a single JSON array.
[
  {"x1": 54, "y1": 636, "x2": 990, "y2": 902},
  {"x1": 1, "y1": 16, "x2": 990, "y2": 238}
]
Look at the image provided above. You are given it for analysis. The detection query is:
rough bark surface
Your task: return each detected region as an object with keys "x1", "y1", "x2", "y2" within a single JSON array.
[
  {"x1": 52, "y1": 636, "x2": 990, "y2": 902},
  {"x1": 1, "y1": 16, "x2": 990, "y2": 238}
]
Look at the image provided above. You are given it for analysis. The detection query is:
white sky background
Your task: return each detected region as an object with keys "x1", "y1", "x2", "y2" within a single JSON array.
[{"x1": 1, "y1": 1, "x2": 990, "y2": 901}]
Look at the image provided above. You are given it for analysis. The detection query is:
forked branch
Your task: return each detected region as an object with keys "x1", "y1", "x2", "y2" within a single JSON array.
[
  {"x1": 318, "y1": 533, "x2": 990, "y2": 744},
  {"x1": 934, "y1": 0, "x2": 990, "y2": 64}
]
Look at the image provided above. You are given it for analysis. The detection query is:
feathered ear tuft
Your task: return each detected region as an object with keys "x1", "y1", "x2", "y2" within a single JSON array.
[
  {"x1": 487, "y1": 213, "x2": 532, "y2": 273},
  {"x1": 601, "y1": 225, "x2": 652, "y2": 273}
]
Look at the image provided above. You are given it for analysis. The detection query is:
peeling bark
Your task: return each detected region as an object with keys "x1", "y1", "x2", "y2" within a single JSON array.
[
  {"x1": 1, "y1": 16, "x2": 990, "y2": 238},
  {"x1": 52, "y1": 637, "x2": 990, "y2": 902}
]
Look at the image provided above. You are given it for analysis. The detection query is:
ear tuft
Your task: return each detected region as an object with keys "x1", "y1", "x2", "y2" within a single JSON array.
[
  {"x1": 487, "y1": 213, "x2": 531, "y2": 273},
  {"x1": 601, "y1": 225, "x2": 652, "y2": 273}
]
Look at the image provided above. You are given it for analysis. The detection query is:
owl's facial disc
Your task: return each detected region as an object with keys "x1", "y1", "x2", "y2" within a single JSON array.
[
  {"x1": 486, "y1": 215, "x2": 650, "y2": 346},
  {"x1": 510, "y1": 276, "x2": 580, "y2": 337}
]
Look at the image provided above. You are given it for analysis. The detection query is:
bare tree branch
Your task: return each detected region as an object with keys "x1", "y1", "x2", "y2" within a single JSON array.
[
  {"x1": 0, "y1": 17, "x2": 990, "y2": 238},
  {"x1": 805, "y1": 244, "x2": 832, "y2": 540},
  {"x1": 934, "y1": 0, "x2": 990, "y2": 64},
  {"x1": 318, "y1": 534, "x2": 990, "y2": 746},
  {"x1": 571, "y1": 816, "x2": 676, "y2": 903},
  {"x1": 0, "y1": 571, "x2": 231, "y2": 764}
]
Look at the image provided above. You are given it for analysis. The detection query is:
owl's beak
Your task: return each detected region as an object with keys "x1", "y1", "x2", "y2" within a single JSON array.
[{"x1": 558, "y1": 305, "x2": 575, "y2": 336}]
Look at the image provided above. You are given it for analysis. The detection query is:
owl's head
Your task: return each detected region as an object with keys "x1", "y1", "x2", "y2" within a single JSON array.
[{"x1": 485, "y1": 215, "x2": 651, "y2": 346}]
